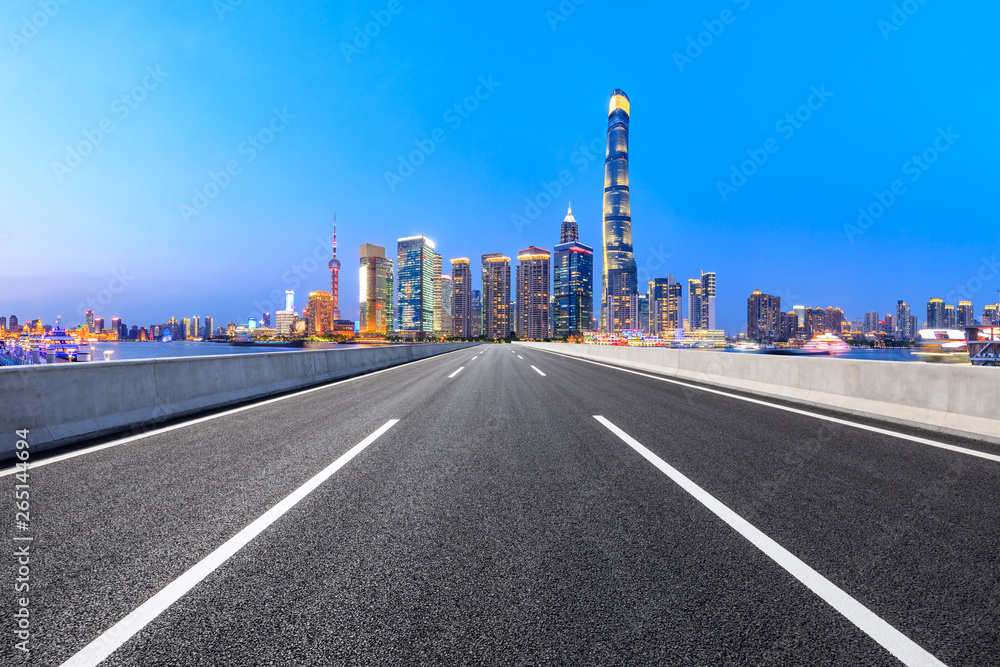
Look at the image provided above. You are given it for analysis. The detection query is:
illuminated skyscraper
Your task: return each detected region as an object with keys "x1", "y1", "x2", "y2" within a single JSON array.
[
  {"x1": 307, "y1": 291, "x2": 334, "y2": 335},
  {"x1": 747, "y1": 290, "x2": 781, "y2": 342},
  {"x1": 516, "y1": 247, "x2": 551, "y2": 340},
  {"x1": 205, "y1": 316, "x2": 214, "y2": 339},
  {"x1": 433, "y1": 252, "x2": 446, "y2": 335},
  {"x1": 649, "y1": 277, "x2": 681, "y2": 335},
  {"x1": 700, "y1": 271, "x2": 716, "y2": 330},
  {"x1": 192, "y1": 316, "x2": 200, "y2": 339},
  {"x1": 602, "y1": 89, "x2": 638, "y2": 333},
  {"x1": 958, "y1": 301, "x2": 974, "y2": 328},
  {"x1": 451, "y1": 259, "x2": 472, "y2": 338},
  {"x1": 471, "y1": 289, "x2": 483, "y2": 338},
  {"x1": 397, "y1": 235, "x2": 436, "y2": 337},
  {"x1": 482, "y1": 253, "x2": 511, "y2": 339},
  {"x1": 688, "y1": 279, "x2": 702, "y2": 330},
  {"x1": 329, "y1": 223, "x2": 342, "y2": 322},
  {"x1": 983, "y1": 303, "x2": 999, "y2": 325},
  {"x1": 895, "y1": 300, "x2": 912, "y2": 339},
  {"x1": 944, "y1": 304, "x2": 956, "y2": 329},
  {"x1": 553, "y1": 205, "x2": 594, "y2": 338},
  {"x1": 85, "y1": 310, "x2": 94, "y2": 332},
  {"x1": 360, "y1": 243, "x2": 394, "y2": 334},
  {"x1": 927, "y1": 298, "x2": 945, "y2": 328},
  {"x1": 440, "y1": 275, "x2": 453, "y2": 335},
  {"x1": 285, "y1": 290, "x2": 295, "y2": 313}
]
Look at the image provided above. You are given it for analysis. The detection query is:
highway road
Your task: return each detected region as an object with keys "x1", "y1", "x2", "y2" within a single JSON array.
[{"x1": 6, "y1": 342, "x2": 1000, "y2": 666}]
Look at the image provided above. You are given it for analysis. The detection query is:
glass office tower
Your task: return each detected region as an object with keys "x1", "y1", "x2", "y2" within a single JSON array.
[
  {"x1": 396, "y1": 236, "x2": 436, "y2": 337},
  {"x1": 602, "y1": 89, "x2": 637, "y2": 333},
  {"x1": 554, "y1": 206, "x2": 594, "y2": 337}
]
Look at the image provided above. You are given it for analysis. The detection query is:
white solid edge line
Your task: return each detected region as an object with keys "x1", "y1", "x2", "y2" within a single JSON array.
[
  {"x1": 594, "y1": 416, "x2": 946, "y2": 667},
  {"x1": 530, "y1": 365, "x2": 546, "y2": 377},
  {"x1": 448, "y1": 366, "x2": 465, "y2": 378},
  {"x1": 0, "y1": 347, "x2": 473, "y2": 478},
  {"x1": 537, "y1": 348, "x2": 1000, "y2": 464},
  {"x1": 60, "y1": 419, "x2": 400, "y2": 667}
]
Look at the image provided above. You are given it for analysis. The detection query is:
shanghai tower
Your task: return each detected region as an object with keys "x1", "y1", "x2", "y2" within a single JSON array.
[{"x1": 601, "y1": 89, "x2": 637, "y2": 333}]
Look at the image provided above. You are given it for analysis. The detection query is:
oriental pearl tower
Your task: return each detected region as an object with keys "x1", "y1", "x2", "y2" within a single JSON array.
[{"x1": 328, "y1": 217, "x2": 342, "y2": 322}]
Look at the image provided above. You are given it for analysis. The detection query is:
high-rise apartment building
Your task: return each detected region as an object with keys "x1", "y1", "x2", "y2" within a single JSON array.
[
  {"x1": 793, "y1": 305, "x2": 805, "y2": 328},
  {"x1": 984, "y1": 303, "x2": 1000, "y2": 326},
  {"x1": 957, "y1": 301, "x2": 974, "y2": 328},
  {"x1": 804, "y1": 308, "x2": 826, "y2": 339},
  {"x1": 553, "y1": 205, "x2": 594, "y2": 338},
  {"x1": 648, "y1": 277, "x2": 681, "y2": 335},
  {"x1": 779, "y1": 311, "x2": 798, "y2": 341},
  {"x1": 943, "y1": 304, "x2": 956, "y2": 329},
  {"x1": 276, "y1": 310, "x2": 295, "y2": 335},
  {"x1": 451, "y1": 259, "x2": 472, "y2": 338},
  {"x1": 824, "y1": 307, "x2": 843, "y2": 335},
  {"x1": 516, "y1": 247, "x2": 551, "y2": 341},
  {"x1": 482, "y1": 253, "x2": 511, "y2": 339},
  {"x1": 359, "y1": 243, "x2": 394, "y2": 335},
  {"x1": 895, "y1": 300, "x2": 911, "y2": 339},
  {"x1": 700, "y1": 271, "x2": 716, "y2": 330},
  {"x1": 602, "y1": 89, "x2": 638, "y2": 333},
  {"x1": 927, "y1": 298, "x2": 945, "y2": 328},
  {"x1": 863, "y1": 311, "x2": 881, "y2": 334},
  {"x1": 747, "y1": 290, "x2": 781, "y2": 342},
  {"x1": 205, "y1": 316, "x2": 214, "y2": 339},
  {"x1": 688, "y1": 279, "x2": 702, "y2": 330},
  {"x1": 432, "y1": 253, "x2": 447, "y2": 335},
  {"x1": 396, "y1": 236, "x2": 436, "y2": 337}
]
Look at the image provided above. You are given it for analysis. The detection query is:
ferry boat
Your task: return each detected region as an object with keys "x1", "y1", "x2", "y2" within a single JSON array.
[
  {"x1": 41, "y1": 328, "x2": 80, "y2": 361},
  {"x1": 765, "y1": 332, "x2": 850, "y2": 356},
  {"x1": 912, "y1": 329, "x2": 969, "y2": 363}
]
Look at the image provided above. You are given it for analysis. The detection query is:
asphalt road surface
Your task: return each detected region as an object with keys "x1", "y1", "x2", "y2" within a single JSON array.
[{"x1": 5, "y1": 343, "x2": 1000, "y2": 666}]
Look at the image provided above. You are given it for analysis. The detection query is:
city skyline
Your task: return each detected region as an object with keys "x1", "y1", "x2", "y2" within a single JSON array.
[{"x1": 3, "y1": 3, "x2": 997, "y2": 335}]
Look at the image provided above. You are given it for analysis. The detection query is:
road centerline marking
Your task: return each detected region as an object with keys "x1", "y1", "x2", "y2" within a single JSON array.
[
  {"x1": 449, "y1": 367, "x2": 465, "y2": 378},
  {"x1": 593, "y1": 416, "x2": 946, "y2": 667},
  {"x1": 517, "y1": 355, "x2": 524, "y2": 359},
  {"x1": 531, "y1": 347, "x2": 1000, "y2": 464},
  {"x1": 530, "y1": 365, "x2": 546, "y2": 376},
  {"x1": 60, "y1": 419, "x2": 400, "y2": 667}
]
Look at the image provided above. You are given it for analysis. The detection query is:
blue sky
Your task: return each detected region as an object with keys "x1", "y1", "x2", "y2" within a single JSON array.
[{"x1": 1, "y1": 0, "x2": 997, "y2": 334}]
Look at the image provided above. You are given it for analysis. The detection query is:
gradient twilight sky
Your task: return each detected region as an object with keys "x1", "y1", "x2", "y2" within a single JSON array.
[{"x1": 1, "y1": 0, "x2": 997, "y2": 334}]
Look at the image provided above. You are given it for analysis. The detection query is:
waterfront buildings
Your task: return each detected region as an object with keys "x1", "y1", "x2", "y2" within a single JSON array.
[
  {"x1": 824, "y1": 307, "x2": 844, "y2": 335},
  {"x1": 285, "y1": 291, "x2": 295, "y2": 312},
  {"x1": 984, "y1": 303, "x2": 1000, "y2": 326},
  {"x1": 649, "y1": 277, "x2": 682, "y2": 335},
  {"x1": 451, "y1": 259, "x2": 472, "y2": 338},
  {"x1": 688, "y1": 280, "x2": 702, "y2": 331},
  {"x1": 482, "y1": 253, "x2": 511, "y2": 339},
  {"x1": 275, "y1": 310, "x2": 295, "y2": 335},
  {"x1": 205, "y1": 316, "x2": 214, "y2": 340},
  {"x1": 779, "y1": 311, "x2": 798, "y2": 340},
  {"x1": 85, "y1": 310, "x2": 94, "y2": 331},
  {"x1": 602, "y1": 89, "x2": 638, "y2": 333},
  {"x1": 440, "y1": 275, "x2": 453, "y2": 334},
  {"x1": 747, "y1": 290, "x2": 781, "y2": 342},
  {"x1": 360, "y1": 243, "x2": 394, "y2": 335},
  {"x1": 553, "y1": 205, "x2": 594, "y2": 338},
  {"x1": 397, "y1": 235, "x2": 436, "y2": 337},
  {"x1": 516, "y1": 247, "x2": 550, "y2": 340}
]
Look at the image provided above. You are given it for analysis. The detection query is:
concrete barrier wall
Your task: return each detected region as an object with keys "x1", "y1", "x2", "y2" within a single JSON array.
[
  {"x1": 518, "y1": 343, "x2": 1000, "y2": 444},
  {"x1": 0, "y1": 343, "x2": 477, "y2": 460}
]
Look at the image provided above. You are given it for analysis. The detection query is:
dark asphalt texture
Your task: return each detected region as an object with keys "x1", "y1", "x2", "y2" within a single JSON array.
[{"x1": 5, "y1": 343, "x2": 997, "y2": 666}]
